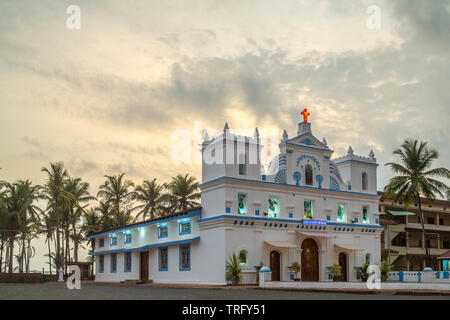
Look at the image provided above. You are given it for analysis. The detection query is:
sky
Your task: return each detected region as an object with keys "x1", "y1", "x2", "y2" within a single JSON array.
[{"x1": 0, "y1": 0, "x2": 449, "y2": 270}]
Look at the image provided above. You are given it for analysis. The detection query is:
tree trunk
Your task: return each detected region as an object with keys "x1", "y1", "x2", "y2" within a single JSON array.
[
  {"x1": 8, "y1": 236, "x2": 14, "y2": 273},
  {"x1": 417, "y1": 196, "x2": 431, "y2": 268},
  {"x1": 0, "y1": 238, "x2": 4, "y2": 273},
  {"x1": 47, "y1": 237, "x2": 52, "y2": 275},
  {"x1": 73, "y1": 222, "x2": 78, "y2": 263}
]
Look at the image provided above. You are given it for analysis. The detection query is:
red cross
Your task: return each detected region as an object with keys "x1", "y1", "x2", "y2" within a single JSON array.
[{"x1": 301, "y1": 108, "x2": 310, "y2": 123}]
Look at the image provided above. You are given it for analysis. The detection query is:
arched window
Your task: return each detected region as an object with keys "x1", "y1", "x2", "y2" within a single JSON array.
[
  {"x1": 365, "y1": 253, "x2": 371, "y2": 264},
  {"x1": 362, "y1": 172, "x2": 368, "y2": 190},
  {"x1": 305, "y1": 165, "x2": 313, "y2": 186},
  {"x1": 239, "y1": 250, "x2": 247, "y2": 265}
]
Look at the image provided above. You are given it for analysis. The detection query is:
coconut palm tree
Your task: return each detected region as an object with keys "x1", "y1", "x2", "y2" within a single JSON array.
[
  {"x1": 97, "y1": 173, "x2": 134, "y2": 219},
  {"x1": 81, "y1": 208, "x2": 102, "y2": 277},
  {"x1": 165, "y1": 174, "x2": 200, "y2": 213},
  {"x1": 40, "y1": 162, "x2": 71, "y2": 271},
  {"x1": 132, "y1": 179, "x2": 166, "y2": 221},
  {"x1": 63, "y1": 177, "x2": 95, "y2": 263},
  {"x1": 384, "y1": 139, "x2": 450, "y2": 268},
  {"x1": 2, "y1": 180, "x2": 41, "y2": 273}
]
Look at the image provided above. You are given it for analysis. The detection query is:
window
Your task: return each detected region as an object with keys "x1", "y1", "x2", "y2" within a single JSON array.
[
  {"x1": 365, "y1": 253, "x2": 371, "y2": 264},
  {"x1": 110, "y1": 253, "x2": 117, "y2": 273},
  {"x1": 305, "y1": 165, "x2": 313, "y2": 186},
  {"x1": 159, "y1": 247, "x2": 168, "y2": 271},
  {"x1": 179, "y1": 221, "x2": 191, "y2": 235},
  {"x1": 362, "y1": 172, "x2": 368, "y2": 190},
  {"x1": 443, "y1": 241, "x2": 450, "y2": 249},
  {"x1": 304, "y1": 201, "x2": 313, "y2": 220},
  {"x1": 110, "y1": 235, "x2": 117, "y2": 246},
  {"x1": 268, "y1": 197, "x2": 279, "y2": 218},
  {"x1": 124, "y1": 233, "x2": 132, "y2": 244},
  {"x1": 362, "y1": 206, "x2": 369, "y2": 224},
  {"x1": 237, "y1": 194, "x2": 247, "y2": 215},
  {"x1": 337, "y1": 204, "x2": 347, "y2": 222},
  {"x1": 99, "y1": 238, "x2": 104, "y2": 248},
  {"x1": 238, "y1": 154, "x2": 246, "y2": 176},
  {"x1": 124, "y1": 252, "x2": 132, "y2": 272},
  {"x1": 179, "y1": 245, "x2": 191, "y2": 271},
  {"x1": 427, "y1": 217, "x2": 435, "y2": 225},
  {"x1": 439, "y1": 218, "x2": 444, "y2": 226},
  {"x1": 158, "y1": 225, "x2": 168, "y2": 239},
  {"x1": 99, "y1": 255, "x2": 104, "y2": 273},
  {"x1": 239, "y1": 250, "x2": 247, "y2": 265}
]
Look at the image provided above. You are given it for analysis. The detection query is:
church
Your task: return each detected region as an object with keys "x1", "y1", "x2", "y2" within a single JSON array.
[{"x1": 88, "y1": 109, "x2": 383, "y2": 284}]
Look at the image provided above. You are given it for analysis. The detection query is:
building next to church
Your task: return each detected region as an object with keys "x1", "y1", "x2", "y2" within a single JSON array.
[
  {"x1": 379, "y1": 193, "x2": 450, "y2": 271},
  {"x1": 87, "y1": 110, "x2": 383, "y2": 284}
]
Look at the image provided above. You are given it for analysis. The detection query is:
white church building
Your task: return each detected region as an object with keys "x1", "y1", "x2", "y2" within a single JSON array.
[{"x1": 88, "y1": 109, "x2": 383, "y2": 284}]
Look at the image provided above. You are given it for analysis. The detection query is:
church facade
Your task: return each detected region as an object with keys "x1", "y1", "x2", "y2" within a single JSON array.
[{"x1": 88, "y1": 110, "x2": 383, "y2": 284}]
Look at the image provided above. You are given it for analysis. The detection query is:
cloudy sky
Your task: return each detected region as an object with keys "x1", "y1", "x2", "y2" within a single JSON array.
[{"x1": 1, "y1": 0, "x2": 449, "y2": 269}]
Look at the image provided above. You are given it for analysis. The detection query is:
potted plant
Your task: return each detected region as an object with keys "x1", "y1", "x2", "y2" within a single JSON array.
[
  {"x1": 379, "y1": 259, "x2": 392, "y2": 282},
  {"x1": 330, "y1": 264, "x2": 342, "y2": 281},
  {"x1": 357, "y1": 262, "x2": 370, "y2": 282},
  {"x1": 290, "y1": 262, "x2": 301, "y2": 281},
  {"x1": 225, "y1": 253, "x2": 242, "y2": 285}
]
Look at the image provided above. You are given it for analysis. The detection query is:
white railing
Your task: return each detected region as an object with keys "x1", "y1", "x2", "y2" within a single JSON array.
[{"x1": 388, "y1": 271, "x2": 450, "y2": 283}]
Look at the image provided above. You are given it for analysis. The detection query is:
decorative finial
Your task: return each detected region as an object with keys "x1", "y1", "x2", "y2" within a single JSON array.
[
  {"x1": 369, "y1": 149, "x2": 375, "y2": 158},
  {"x1": 347, "y1": 145, "x2": 354, "y2": 154},
  {"x1": 322, "y1": 137, "x2": 327, "y2": 146},
  {"x1": 301, "y1": 108, "x2": 310, "y2": 123},
  {"x1": 254, "y1": 127, "x2": 260, "y2": 138},
  {"x1": 223, "y1": 122, "x2": 229, "y2": 132},
  {"x1": 203, "y1": 131, "x2": 210, "y2": 142},
  {"x1": 282, "y1": 129, "x2": 288, "y2": 141}
]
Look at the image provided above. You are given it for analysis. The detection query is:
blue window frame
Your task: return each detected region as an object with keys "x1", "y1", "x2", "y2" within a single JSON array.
[
  {"x1": 99, "y1": 238, "x2": 104, "y2": 248},
  {"x1": 110, "y1": 235, "x2": 117, "y2": 246},
  {"x1": 99, "y1": 255, "x2": 104, "y2": 273},
  {"x1": 124, "y1": 233, "x2": 132, "y2": 244},
  {"x1": 179, "y1": 245, "x2": 191, "y2": 271},
  {"x1": 179, "y1": 221, "x2": 191, "y2": 235},
  {"x1": 124, "y1": 252, "x2": 132, "y2": 272},
  {"x1": 110, "y1": 253, "x2": 117, "y2": 273},
  {"x1": 159, "y1": 247, "x2": 168, "y2": 271},
  {"x1": 158, "y1": 225, "x2": 168, "y2": 239}
]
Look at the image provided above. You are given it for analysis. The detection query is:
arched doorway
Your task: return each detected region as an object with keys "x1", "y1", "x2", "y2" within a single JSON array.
[
  {"x1": 301, "y1": 238, "x2": 319, "y2": 281},
  {"x1": 270, "y1": 250, "x2": 281, "y2": 281},
  {"x1": 338, "y1": 252, "x2": 347, "y2": 282}
]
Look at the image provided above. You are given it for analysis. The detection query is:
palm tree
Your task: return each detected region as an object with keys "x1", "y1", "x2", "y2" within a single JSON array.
[
  {"x1": 81, "y1": 208, "x2": 102, "y2": 277},
  {"x1": 97, "y1": 173, "x2": 134, "y2": 218},
  {"x1": 2, "y1": 180, "x2": 41, "y2": 273},
  {"x1": 40, "y1": 162, "x2": 71, "y2": 271},
  {"x1": 132, "y1": 179, "x2": 166, "y2": 221},
  {"x1": 40, "y1": 212, "x2": 55, "y2": 274},
  {"x1": 63, "y1": 177, "x2": 95, "y2": 263},
  {"x1": 384, "y1": 139, "x2": 450, "y2": 268},
  {"x1": 95, "y1": 201, "x2": 115, "y2": 230},
  {"x1": 166, "y1": 174, "x2": 200, "y2": 213}
]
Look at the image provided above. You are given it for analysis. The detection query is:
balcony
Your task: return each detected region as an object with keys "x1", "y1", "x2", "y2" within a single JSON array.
[{"x1": 406, "y1": 223, "x2": 450, "y2": 233}]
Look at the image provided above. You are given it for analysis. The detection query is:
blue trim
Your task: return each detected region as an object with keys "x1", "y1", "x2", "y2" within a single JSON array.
[
  {"x1": 179, "y1": 244, "x2": 191, "y2": 271},
  {"x1": 289, "y1": 213, "x2": 293, "y2": 218},
  {"x1": 334, "y1": 159, "x2": 378, "y2": 166},
  {"x1": 158, "y1": 225, "x2": 168, "y2": 239},
  {"x1": 87, "y1": 208, "x2": 201, "y2": 239},
  {"x1": 89, "y1": 237, "x2": 200, "y2": 255},
  {"x1": 399, "y1": 271, "x2": 404, "y2": 282},
  {"x1": 110, "y1": 253, "x2": 117, "y2": 273},
  {"x1": 110, "y1": 235, "x2": 117, "y2": 247},
  {"x1": 198, "y1": 215, "x2": 384, "y2": 229},
  {"x1": 158, "y1": 247, "x2": 168, "y2": 271},
  {"x1": 260, "y1": 270, "x2": 271, "y2": 273},
  {"x1": 255, "y1": 210, "x2": 260, "y2": 216},
  {"x1": 199, "y1": 176, "x2": 380, "y2": 198},
  {"x1": 286, "y1": 132, "x2": 332, "y2": 151},
  {"x1": 124, "y1": 252, "x2": 132, "y2": 272},
  {"x1": 225, "y1": 207, "x2": 231, "y2": 213},
  {"x1": 124, "y1": 233, "x2": 132, "y2": 244},
  {"x1": 179, "y1": 221, "x2": 191, "y2": 235}
]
